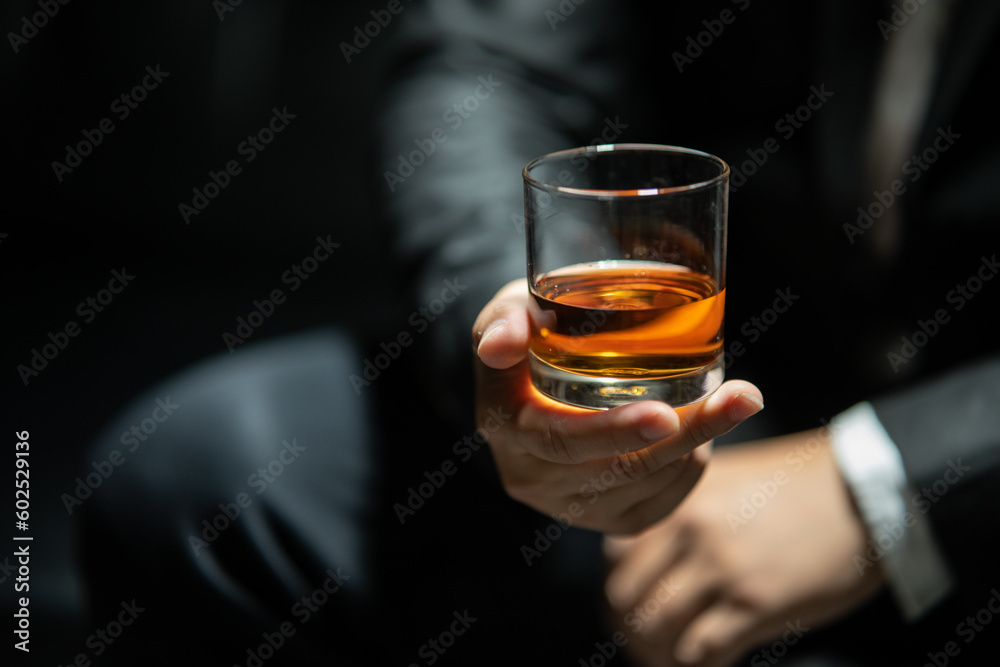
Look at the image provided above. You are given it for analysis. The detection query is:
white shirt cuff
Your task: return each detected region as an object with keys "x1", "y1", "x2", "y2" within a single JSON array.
[{"x1": 829, "y1": 401, "x2": 954, "y2": 621}]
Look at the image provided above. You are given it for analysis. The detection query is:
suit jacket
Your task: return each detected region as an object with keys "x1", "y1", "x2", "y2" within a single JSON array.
[{"x1": 378, "y1": 0, "x2": 1000, "y2": 662}]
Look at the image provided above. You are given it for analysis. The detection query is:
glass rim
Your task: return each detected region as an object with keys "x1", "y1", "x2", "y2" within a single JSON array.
[{"x1": 522, "y1": 143, "x2": 730, "y2": 198}]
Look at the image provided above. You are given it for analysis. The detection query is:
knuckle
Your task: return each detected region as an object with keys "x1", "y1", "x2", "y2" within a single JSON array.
[
  {"x1": 672, "y1": 503, "x2": 712, "y2": 537},
  {"x1": 614, "y1": 448, "x2": 659, "y2": 483},
  {"x1": 681, "y1": 416, "x2": 719, "y2": 451},
  {"x1": 537, "y1": 420, "x2": 576, "y2": 463},
  {"x1": 734, "y1": 582, "x2": 770, "y2": 611}
]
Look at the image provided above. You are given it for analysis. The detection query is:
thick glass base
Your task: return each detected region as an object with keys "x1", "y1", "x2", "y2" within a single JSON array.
[{"x1": 529, "y1": 353, "x2": 724, "y2": 410}]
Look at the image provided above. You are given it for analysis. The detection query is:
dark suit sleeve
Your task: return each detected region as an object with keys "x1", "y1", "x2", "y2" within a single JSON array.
[
  {"x1": 871, "y1": 354, "x2": 1000, "y2": 605},
  {"x1": 377, "y1": 0, "x2": 632, "y2": 420}
]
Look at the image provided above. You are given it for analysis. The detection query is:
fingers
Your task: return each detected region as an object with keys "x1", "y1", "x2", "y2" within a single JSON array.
[
  {"x1": 613, "y1": 536, "x2": 769, "y2": 667},
  {"x1": 484, "y1": 373, "x2": 762, "y2": 471},
  {"x1": 473, "y1": 279, "x2": 765, "y2": 534},
  {"x1": 537, "y1": 379, "x2": 761, "y2": 485},
  {"x1": 607, "y1": 545, "x2": 718, "y2": 664},
  {"x1": 558, "y1": 446, "x2": 709, "y2": 534},
  {"x1": 607, "y1": 443, "x2": 711, "y2": 535},
  {"x1": 478, "y1": 370, "x2": 763, "y2": 522},
  {"x1": 673, "y1": 605, "x2": 767, "y2": 667},
  {"x1": 516, "y1": 398, "x2": 682, "y2": 464},
  {"x1": 473, "y1": 277, "x2": 764, "y2": 468},
  {"x1": 604, "y1": 522, "x2": 689, "y2": 612},
  {"x1": 666, "y1": 381, "x2": 764, "y2": 455},
  {"x1": 475, "y1": 352, "x2": 683, "y2": 469},
  {"x1": 472, "y1": 279, "x2": 532, "y2": 369},
  {"x1": 524, "y1": 380, "x2": 761, "y2": 479}
]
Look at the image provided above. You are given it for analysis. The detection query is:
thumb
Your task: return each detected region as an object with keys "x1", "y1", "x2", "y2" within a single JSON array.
[{"x1": 473, "y1": 279, "x2": 532, "y2": 369}]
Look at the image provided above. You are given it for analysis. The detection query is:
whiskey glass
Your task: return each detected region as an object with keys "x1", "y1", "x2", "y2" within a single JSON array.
[{"x1": 524, "y1": 144, "x2": 729, "y2": 409}]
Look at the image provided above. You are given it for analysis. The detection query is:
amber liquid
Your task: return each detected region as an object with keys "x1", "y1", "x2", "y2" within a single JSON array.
[{"x1": 529, "y1": 262, "x2": 724, "y2": 378}]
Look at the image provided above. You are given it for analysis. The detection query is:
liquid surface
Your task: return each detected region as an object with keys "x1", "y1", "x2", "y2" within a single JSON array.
[{"x1": 529, "y1": 261, "x2": 724, "y2": 376}]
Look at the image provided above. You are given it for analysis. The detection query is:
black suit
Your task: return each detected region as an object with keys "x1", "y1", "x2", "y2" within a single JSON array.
[
  {"x1": 376, "y1": 0, "x2": 1000, "y2": 663},
  {"x1": 78, "y1": 1, "x2": 1000, "y2": 665}
]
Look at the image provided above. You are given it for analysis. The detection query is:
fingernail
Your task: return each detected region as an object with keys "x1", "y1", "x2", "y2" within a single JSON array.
[
  {"x1": 638, "y1": 409, "x2": 677, "y2": 443},
  {"x1": 476, "y1": 318, "x2": 507, "y2": 356},
  {"x1": 731, "y1": 392, "x2": 764, "y2": 421}
]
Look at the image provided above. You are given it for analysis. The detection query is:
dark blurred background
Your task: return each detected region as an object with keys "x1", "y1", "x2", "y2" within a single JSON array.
[
  {"x1": 3, "y1": 2, "x2": 396, "y2": 661},
  {"x1": 5, "y1": 1, "x2": 999, "y2": 663}
]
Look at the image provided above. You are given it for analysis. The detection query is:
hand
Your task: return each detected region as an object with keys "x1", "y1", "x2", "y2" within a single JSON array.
[
  {"x1": 603, "y1": 430, "x2": 886, "y2": 666},
  {"x1": 472, "y1": 279, "x2": 765, "y2": 535}
]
